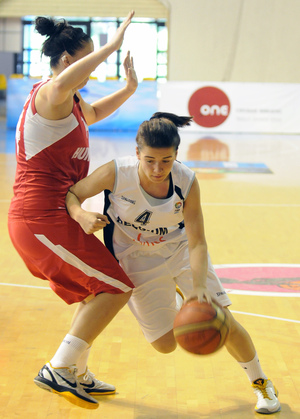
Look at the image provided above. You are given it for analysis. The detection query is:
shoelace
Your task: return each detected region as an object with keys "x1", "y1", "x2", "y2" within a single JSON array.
[
  {"x1": 82, "y1": 369, "x2": 95, "y2": 383},
  {"x1": 254, "y1": 384, "x2": 272, "y2": 400}
]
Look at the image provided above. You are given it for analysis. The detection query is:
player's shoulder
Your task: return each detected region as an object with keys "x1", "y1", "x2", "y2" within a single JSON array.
[
  {"x1": 173, "y1": 159, "x2": 194, "y2": 178},
  {"x1": 115, "y1": 155, "x2": 138, "y2": 169}
]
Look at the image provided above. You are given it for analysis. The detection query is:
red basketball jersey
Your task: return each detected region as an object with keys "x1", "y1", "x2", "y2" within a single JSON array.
[{"x1": 9, "y1": 80, "x2": 90, "y2": 220}]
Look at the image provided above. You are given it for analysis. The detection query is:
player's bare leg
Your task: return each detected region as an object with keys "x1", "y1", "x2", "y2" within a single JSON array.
[
  {"x1": 224, "y1": 308, "x2": 281, "y2": 414},
  {"x1": 34, "y1": 291, "x2": 131, "y2": 408}
]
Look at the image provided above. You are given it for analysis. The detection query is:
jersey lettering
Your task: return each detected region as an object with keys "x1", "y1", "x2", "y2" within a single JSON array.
[
  {"x1": 72, "y1": 147, "x2": 90, "y2": 161},
  {"x1": 135, "y1": 233, "x2": 166, "y2": 246},
  {"x1": 116, "y1": 216, "x2": 168, "y2": 235},
  {"x1": 134, "y1": 210, "x2": 153, "y2": 225}
]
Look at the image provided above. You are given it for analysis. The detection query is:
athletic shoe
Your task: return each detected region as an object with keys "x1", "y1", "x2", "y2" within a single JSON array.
[
  {"x1": 252, "y1": 378, "x2": 281, "y2": 414},
  {"x1": 34, "y1": 362, "x2": 99, "y2": 409},
  {"x1": 78, "y1": 368, "x2": 116, "y2": 395}
]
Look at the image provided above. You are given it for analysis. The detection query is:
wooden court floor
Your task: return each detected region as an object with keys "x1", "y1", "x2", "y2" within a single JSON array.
[{"x1": 0, "y1": 130, "x2": 300, "y2": 418}]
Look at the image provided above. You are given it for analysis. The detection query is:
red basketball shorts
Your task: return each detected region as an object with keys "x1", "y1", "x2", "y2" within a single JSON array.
[{"x1": 8, "y1": 216, "x2": 134, "y2": 304}]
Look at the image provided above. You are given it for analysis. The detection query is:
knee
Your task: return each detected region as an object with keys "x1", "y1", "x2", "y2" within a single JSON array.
[
  {"x1": 124, "y1": 289, "x2": 133, "y2": 302},
  {"x1": 151, "y1": 332, "x2": 177, "y2": 354},
  {"x1": 151, "y1": 341, "x2": 177, "y2": 354},
  {"x1": 223, "y1": 308, "x2": 243, "y2": 338}
]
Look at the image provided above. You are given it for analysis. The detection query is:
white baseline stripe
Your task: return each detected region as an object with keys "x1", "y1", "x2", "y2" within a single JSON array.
[
  {"x1": 215, "y1": 263, "x2": 300, "y2": 268},
  {"x1": 35, "y1": 234, "x2": 132, "y2": 293},
  {"x1": 226, "y1": 289, "x2": 300, "y2": 297},
  {"x1": 2, "y1": 282, "x2": 297, "y2": 298},
  {"x1": 231, "y1": 310, "x2": 300, "y2": 324},
  {"x1": 202, "y1": 203, "x2": 300, "y2": 207},
  {"x1": 0, "y1": 282, "x2": 49, "y2": 289},
  {"x1": 3, "y1": 201, "x2": 299, "y2": 207},
  {"x1": 1, "y1": 283, "x2": 298, "y2": 323}
]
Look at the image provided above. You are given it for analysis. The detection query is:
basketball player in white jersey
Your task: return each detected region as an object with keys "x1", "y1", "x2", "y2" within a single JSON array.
[{"x1": 66, "y1": 112, "x2": 281, "y2": 414}]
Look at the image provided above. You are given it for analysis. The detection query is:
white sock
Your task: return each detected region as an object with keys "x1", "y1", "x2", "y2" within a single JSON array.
[
  {"x1": 76, "y1": 346, "x2": 92, "y2": 376},
  {"x1": 50, "y1": 334, "x2": 89, "y2": 368},
  {"x1": 239, "y1": 352, "x2": 268, "y2": 383}
]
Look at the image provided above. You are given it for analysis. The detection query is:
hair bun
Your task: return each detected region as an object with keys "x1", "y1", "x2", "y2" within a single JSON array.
[{"x1": 35, "y1": 16, "x2": 66, "y2": 37}]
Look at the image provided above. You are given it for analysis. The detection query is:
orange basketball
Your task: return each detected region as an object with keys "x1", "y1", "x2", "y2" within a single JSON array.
[{"x1": 173, "y1": 300, "x2": 230, "y2": 355}]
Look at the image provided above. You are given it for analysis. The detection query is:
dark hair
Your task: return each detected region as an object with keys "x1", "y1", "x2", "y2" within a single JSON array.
[
  {"x1": 35, "y1": 16, "x2": 91, "y2": 68},
  {"x1": 136, "y1": 112, "x2": 193, "y2": 151}
]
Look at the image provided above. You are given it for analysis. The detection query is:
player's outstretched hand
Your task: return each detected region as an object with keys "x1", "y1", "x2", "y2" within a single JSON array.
[
  {"x1": 123, "y1": 51, "x2": 138, "y2": 92},
  {"x1": 109, "y1": 10, "x2": 135, "y2": 52}
]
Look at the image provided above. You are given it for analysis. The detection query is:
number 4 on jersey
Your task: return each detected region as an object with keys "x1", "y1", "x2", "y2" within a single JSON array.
[{"x1": 134, "y1": 210, "x2": 153, "y2": 225}]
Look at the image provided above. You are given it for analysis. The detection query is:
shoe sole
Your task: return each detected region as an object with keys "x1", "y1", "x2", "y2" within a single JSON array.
[
  {"x1": 85, "y1": 389, "x2": 116, "y2": 396},
  {"x1": 255, "y1": 406, "x2": 281, "y2": 414},
  {"x1": 34, "y1": 377, "x2": 99, "y2": 410}
]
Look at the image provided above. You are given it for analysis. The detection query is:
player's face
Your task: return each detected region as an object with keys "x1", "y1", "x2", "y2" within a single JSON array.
[
  {"x1": 70, "y1": 40, "x2": 94, "y2": 89},
  {"x1": 136, "y1": 146, "x2": 177, "y2": 184}
]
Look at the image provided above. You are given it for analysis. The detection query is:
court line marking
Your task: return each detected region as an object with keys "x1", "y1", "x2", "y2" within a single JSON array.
[
  {"x1": 219, "y1": 264, "x2": 300, "y2": 297},
  {"x1": 226, "y1": 289, "x2": 300, "y2": 297},
  {"x1": 1, "y1": 283, "x2": 299, "y2": 323},
  {"x1": 230, "y1": 310, "x2": 300, "y2": 324},
  {"x1": 2, "y1": 200, "x2": 300, "y2": 206},
  {"x1": 0, "y1": 282, "x2": 50, "y2": 289},
  {"x1": 1, "y1": 283, "x2": 298, "y2": 323},
  {"x1": 1, "y1": 281, "x2": 299, "y2": 298},
  {"x1": 202, "y1": 203, "x2": 300, "y2": 207},
  {"x1": 215, "y1": 263, "x2": 300, "y2": 268}
]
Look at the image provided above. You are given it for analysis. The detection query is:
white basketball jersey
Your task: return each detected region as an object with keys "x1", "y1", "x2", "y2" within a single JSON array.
[{"x1": 104, "y1": 155, "x2": 195, "y2": 259}]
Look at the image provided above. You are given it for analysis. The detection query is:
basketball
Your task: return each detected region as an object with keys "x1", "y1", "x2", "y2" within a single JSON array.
[{"x1": 173, "y1": 300, "x2": 230, "y2": 355}]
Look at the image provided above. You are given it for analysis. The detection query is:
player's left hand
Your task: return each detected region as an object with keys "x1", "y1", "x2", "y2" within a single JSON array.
[
  {"x1": 124, "y1": 51, "x2": 138, "y2": 92},
  {"x1": 185, "y1": 286, "x2": 212, "y2": 304}
]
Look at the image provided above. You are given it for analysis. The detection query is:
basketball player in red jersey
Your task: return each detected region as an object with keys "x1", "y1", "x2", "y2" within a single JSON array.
[{"x1": 8, "y1": 11, "x2": 137, "y2": 409}]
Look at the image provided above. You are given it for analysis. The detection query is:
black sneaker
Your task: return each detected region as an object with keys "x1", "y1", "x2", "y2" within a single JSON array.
[{"x1": 34, "y1": 362, "x2": 99, "y2": 409}]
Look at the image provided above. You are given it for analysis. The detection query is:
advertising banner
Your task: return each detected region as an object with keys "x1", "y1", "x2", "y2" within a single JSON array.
[
  {"x1": 7, "y1": 79, "x2": 300, "y2": 134},
  {"x1": 158, "y1": 82, "x2": 300, "y2": 134},
  {"x1": 6, "y1": 78, "x2": 157, "y2": 131}
]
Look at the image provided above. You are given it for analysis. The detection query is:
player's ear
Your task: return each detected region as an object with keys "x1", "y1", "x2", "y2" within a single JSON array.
[
  {"x1": 136, "y1": 146, "x2": 140, "y2": 160},
  {"x1": 61, "y1": 54, "x2": 70, "y2": 67}
]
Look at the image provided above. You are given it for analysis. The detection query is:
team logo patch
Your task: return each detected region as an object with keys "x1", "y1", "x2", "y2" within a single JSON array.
[{"x1": 174, "y1": 202, "x2": 182, "y2": 213}]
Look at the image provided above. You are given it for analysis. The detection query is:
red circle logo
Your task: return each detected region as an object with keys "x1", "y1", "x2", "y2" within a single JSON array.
[{"x1": 188, "y1": 86, "x2": 231, "y2": 128}]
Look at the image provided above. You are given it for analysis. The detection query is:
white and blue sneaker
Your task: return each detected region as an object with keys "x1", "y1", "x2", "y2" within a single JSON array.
[
  {"x1": 78, "y1": 368, "x2": 116, "y2": 395},
  {"x1": 34, "y1": 362, "x2": 99, "y2": 409},
  {"x1": 252, "y1": 378, "x2": 281, "y2": 414}
]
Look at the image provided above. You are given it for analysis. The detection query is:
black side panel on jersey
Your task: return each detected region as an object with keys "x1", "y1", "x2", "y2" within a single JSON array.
[
  {"x1": 174, "y1": 185, "x2": 184, "y2": 200},
  {"x1": 103, "y1": 189, "x2": 118, "y2": 261}
]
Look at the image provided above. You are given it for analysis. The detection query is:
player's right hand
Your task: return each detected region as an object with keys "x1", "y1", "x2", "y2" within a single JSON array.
[{"x1": 78, "y1": 212, "x2": 110, "y2": 235}]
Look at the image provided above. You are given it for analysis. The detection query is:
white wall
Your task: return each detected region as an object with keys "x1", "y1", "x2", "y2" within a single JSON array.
[{"x1": 166, "y1": 0, "x2": 300, "y2": 82}]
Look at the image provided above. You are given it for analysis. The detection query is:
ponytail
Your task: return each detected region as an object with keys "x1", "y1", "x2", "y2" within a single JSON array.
[
  {"x1": 136, "y1": 112, "x2": 193, "y2": 151},
  {"x1": 150, "y1": 112, "x2": 193, "y2": 128}
]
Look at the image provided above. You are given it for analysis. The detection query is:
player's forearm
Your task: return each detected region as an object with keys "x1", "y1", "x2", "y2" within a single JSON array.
[
  {"x1": 56, "y1": 44, "x2": 116, "y2": 93},
  {"x1": 189, "y1": 243, "x2": 208, "y2": 289},
  {"x1": 66, "y1": 190, "x2": 85, "y2": 222},
  {"x1": 90, "y1": 85, "x2": 137, "y2": 124}
]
